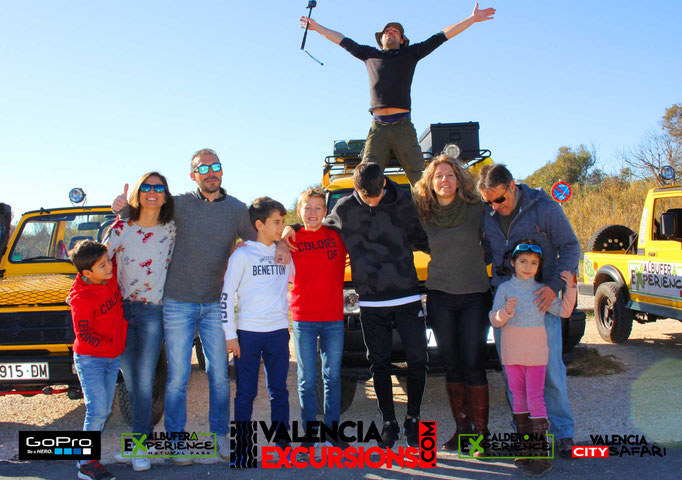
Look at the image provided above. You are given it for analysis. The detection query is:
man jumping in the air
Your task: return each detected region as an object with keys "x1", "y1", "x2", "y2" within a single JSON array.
[{"x1": 300, "y1": 3, "x2": 495, "y2": 185}]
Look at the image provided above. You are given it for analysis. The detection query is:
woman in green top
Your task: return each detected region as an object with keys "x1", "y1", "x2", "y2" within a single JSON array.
[{"x1": 413, "y1": 155, "x2": 492, "y2": 454}]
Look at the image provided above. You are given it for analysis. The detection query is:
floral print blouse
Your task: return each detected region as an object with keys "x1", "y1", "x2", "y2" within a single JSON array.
[{"x1": 107, "y1": 217, "x2": 176, "y2": 305}]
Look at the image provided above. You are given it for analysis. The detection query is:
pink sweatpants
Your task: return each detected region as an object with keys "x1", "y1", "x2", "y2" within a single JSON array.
[{"x1": 504, "y1": 364, "x2": 547, "y2": 418}]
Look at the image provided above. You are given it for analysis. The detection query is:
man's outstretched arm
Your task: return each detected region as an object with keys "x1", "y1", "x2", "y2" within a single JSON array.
[
  {"x1": 442, "y1": 2, "x2": 495, "y2": 40},
  {"x1": 300, "y1": 16, "x2": 344, "y2": 45}
]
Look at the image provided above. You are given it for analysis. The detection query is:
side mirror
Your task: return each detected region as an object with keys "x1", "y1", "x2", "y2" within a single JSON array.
[{"x1": 660, "y1": 212, "x2": 678, "y2": 239}]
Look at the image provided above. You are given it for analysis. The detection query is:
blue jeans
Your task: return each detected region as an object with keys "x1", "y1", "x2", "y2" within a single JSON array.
[
  {"x1": 494, "y1": 312, "x2": 575, "y2": 439},
  {"x1": 74, "y1": 353, "x2": 120, "y2": 432},
  {"x1": 163, "y1": 297, "x2": 229, "y2": 436},
  {"x1": 292, "y1": 320, "x2": 344, "y2": 427},
  {"x1": 120, "y1": 300, "x2": 164, "y2": 440},
  {"x1": 234, "y1": 329, "x2": 289, "y2": 426}
]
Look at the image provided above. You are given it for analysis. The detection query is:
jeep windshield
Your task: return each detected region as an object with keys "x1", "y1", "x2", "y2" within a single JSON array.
[{"x1": 9, "y1": 212, "x2": 116, "y2": 263}]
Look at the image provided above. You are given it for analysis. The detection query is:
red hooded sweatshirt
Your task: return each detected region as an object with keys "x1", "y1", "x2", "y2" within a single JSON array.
[{"x1": 69, "y1": 268, "x2": 127, "y2": 358}]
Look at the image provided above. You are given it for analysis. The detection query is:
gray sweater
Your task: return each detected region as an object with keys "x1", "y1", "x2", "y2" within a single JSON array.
[
  {"x1": 163, "y1": 191, "x2": 257, "y2": 303},
  {"x1": 422, "y1": 202, "x2": 490, "y2": 295}
]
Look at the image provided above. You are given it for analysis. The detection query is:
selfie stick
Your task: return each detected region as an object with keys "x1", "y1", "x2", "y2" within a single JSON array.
[{"x1": 301, "y1": 1, "x2": 323, "y2": 65}]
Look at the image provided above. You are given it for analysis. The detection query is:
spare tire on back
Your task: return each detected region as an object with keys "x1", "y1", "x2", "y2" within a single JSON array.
[{"x1": 588, "y1": 224, "x2": 635, "y2": 252}]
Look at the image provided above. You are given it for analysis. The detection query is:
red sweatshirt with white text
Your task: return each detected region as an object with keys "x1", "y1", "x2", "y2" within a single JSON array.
[
  {"x1": 69, "y1": 268, "x2": 127, "y2": 357},
  {"x1": 290, "y1": 226, "x2": 347, "y2": 322}
]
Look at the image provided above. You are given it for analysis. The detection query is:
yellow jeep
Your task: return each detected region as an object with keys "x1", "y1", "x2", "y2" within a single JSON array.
[
  {"x1": 582, "y1": 177, "x2": 682, "y2": 343},
  {"x1": 0, "y1": 202, "x2": 165, "y2": 424}
]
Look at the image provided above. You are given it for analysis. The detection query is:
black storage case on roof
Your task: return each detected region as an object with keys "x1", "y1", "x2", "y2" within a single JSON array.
[{"x1": 419, "y1": 122, "x2": 480, "y2": 160}]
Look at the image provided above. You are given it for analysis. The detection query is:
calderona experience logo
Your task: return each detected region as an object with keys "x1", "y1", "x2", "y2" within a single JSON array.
[
  {"x1": 120, "y1": 432, "x2": 216, "y2": 458},
  {"x1": 458, "y1": 432, "x2": 554, "y2": 459},
  {"x1": 230, "y1": 420, "x2": 438, "y2": 469}
]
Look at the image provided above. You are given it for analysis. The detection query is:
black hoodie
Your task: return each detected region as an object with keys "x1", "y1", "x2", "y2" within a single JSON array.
[{"x1": 324, "y1": 178, "x2": 429, "y2": 302}]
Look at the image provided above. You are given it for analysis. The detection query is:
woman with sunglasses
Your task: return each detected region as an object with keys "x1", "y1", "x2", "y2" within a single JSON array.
[
  {"x1": 490, "y1": 239, "x2": 576, "y2": 475},
  {"x1": 106, "y1": 172, "x2": 176, "y2": 472},
  {"x1": 412, "y1": 155, "x2": 492, "y2": 455}
]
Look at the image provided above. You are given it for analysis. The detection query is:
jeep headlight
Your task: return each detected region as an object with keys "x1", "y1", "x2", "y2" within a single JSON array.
[{"x1": 343, "y1": 288, "x2": 360, "y2": 314}]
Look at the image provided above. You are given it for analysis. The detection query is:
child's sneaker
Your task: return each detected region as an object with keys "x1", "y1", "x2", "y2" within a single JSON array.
[
  {"x1": 131, "y1": 457, "x2": 151, "y2": 471},
  {"x1": 78, "y1": 460, "x2": 116, "y2": 480},
  {"x1": 403, "y1": 417, "x2": 420, "y2": 448},
  {"x1": 170, "y1": 447, "x2": 194, "y2": 466},
  {"x1": 378, "y1": 420, "x2": 400, "y2": 449},
  {"x1": 217, "y1": 435, "x2": 230, "y2": 461},
  {"x1": 113, "y1": 452, "x2": 130, "y2": 464}
]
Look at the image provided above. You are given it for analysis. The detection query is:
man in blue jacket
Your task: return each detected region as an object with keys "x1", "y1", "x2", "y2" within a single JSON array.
[{"x1": 477, "y1": 163, "x2": 580, "y2": 460}]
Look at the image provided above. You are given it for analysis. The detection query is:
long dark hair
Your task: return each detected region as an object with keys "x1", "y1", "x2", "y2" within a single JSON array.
[
  {"x1": 128, "y1": 171, "x2": 174, "y2": 225},
  {"x1": 496, "y1": 238, "x2": 543, "y2": 282}
]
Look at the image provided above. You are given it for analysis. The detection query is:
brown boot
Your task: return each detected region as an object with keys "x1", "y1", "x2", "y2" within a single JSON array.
[
  {"x1": 467, "y1": 384, "x2": 490, "y2": 458},
  {"x1": 442, "y1": 383, "x2": 472, "y2": 451},
  {"x1": 512, "y1": 412, "x2": 531, "y2": 469},
  {"x1": 522, "y1": 417, "x2": 552, "y2": 477}
]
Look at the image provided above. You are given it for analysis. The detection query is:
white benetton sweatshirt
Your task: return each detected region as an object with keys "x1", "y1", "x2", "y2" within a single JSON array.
[{"x1": 220, "y1": 240, "x2": 291, "y2": 340}]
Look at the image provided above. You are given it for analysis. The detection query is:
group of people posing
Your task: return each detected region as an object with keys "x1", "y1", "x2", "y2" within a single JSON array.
[
  {"x1": 66, "y1": 4, "x2": 581, "y2": 480},
  {"x1": 68, "y1": 148, "x2": 579, "y2": 480}
]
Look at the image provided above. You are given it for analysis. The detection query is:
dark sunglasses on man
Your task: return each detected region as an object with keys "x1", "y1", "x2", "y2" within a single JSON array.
[
  {"x1": 139, "y1": 183, "x2": 166, "y2": 193},
  {"x1": 484, "y1": 186, "x2": 509, "y2": 206},
  {"x1": 193, "y1": 162, "x2": 222, "y2": 175}
]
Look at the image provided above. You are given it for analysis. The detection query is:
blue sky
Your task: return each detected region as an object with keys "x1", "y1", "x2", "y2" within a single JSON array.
[{"x1": 1, "y1": 1, "x2": 680, "y2": 218}]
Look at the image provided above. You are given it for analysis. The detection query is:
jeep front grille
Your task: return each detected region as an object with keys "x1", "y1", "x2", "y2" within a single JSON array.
[{"x1": 0, "y1": 311, "x2": 74, "y2": 346}]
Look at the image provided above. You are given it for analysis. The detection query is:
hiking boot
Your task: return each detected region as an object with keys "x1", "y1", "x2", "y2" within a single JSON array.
[
  {"x1": 558, "y1": 437, "x2": 574, "y2": 459},
  {"x1": 78, "y1": 460, "x2": 115, "y2": 480},
  {"x1": 522, "y1": 418, "x2": 552, "y2": 477},
  {"x1": 378, "y1": 420, "x2": 400, "y2": 449},
  {"x1": 403, "y1": 417, "x2": 420, "y2": 448},
  {"x1": 442, "y1": 382, "x2": 473, "y2": 452},
  {"x1": 467, "y1": 384, "x2": 490, "y2": 458},
  {"x1": 512, "y1": 412, "x2": 531, "y2": 469}
]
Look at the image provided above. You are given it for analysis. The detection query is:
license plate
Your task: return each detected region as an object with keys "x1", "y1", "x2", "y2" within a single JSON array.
[{"x1": 0, "y1": 362, "x2": 49, "y2": 380}]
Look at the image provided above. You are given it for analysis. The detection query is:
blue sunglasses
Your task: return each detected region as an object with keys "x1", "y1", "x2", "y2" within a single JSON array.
[
  {"x1": 513, "y1": 243, "x2": 542, "y2": 256},
  {"x1": 139, "y1": 183, "x2": 166, "y2": 193},
  {"x1": 192, "y1": 162, "x2": 222, "y2": 175}
]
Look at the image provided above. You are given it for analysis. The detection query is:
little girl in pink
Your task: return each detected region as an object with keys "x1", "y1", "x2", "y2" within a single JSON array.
[{"x1": 490, "y1": 239, "x2": 576, "y2": 476}]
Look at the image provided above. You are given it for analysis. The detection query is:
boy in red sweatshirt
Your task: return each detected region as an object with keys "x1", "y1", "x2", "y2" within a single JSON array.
[{"x1": 69, "y1": 240, "x2": 127, "y2": 480}]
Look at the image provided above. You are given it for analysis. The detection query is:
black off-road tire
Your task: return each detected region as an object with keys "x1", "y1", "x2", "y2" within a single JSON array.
[
  {"x1": 589, "y1": 225, "x2": 635, "y2": 252},
  {"x1": 594, "y1": 282, "x2": 633, "y2": 343},
  {"x1": 117, "y1": 348, "x2": 168, "y2": 426}
]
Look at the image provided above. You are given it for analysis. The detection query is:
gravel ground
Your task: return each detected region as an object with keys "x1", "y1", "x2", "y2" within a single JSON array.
[{"x1": 1, "y1": 296, "x2": 680, "y2": 467}]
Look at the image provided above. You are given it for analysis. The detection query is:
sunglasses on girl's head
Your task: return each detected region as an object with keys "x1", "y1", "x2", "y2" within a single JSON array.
[
  {"x1": 192, "y1": 162, "x2": 222, "y2": 175},
  {"x1": 139, "y1": 183, "x2": 166, "y2": 193},
  {"x1": 513, "y1": 243, "x2": 542, "y2": 256}
]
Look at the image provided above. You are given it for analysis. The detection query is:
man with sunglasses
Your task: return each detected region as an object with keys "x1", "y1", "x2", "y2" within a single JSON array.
[
  {"x1": 112, "y1": 148, "x2": 256, "y2": 464},
  {"x1": 477, "y1": 163, "x2": 580, "y2": 460},
  {"x1": 299, "y1": 3, "x2": 495, "y2": 185}
]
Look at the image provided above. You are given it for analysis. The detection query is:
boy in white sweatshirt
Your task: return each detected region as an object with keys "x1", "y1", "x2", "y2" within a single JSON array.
[{"x1": 220, "y1": 197, "x2": 291, "y2": 442}]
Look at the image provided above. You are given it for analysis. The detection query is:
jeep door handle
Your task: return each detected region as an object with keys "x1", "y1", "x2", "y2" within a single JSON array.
[{"x1": 648, "y1": 252, "x2": 656, "y2": 256}]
